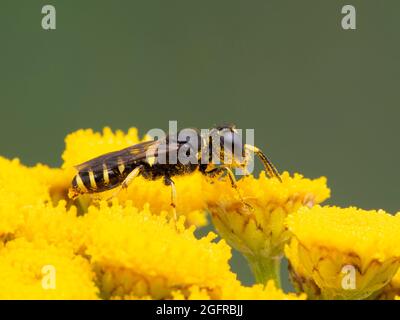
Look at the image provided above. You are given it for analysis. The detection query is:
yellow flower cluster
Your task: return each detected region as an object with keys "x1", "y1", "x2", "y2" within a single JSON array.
[
  {"x1": 0, "y1": 133, "x2": 304, "y2": 299},
  {"x1": 378, "y1": 269, "x2": 400, "y2": 300},
  {"x1": 286, "y1": 206, "x2": 400, "y2": 299},
  {"x1": 29, "y1": 164, "x2": 73, "y2": 205},
  {"x1": 0, "y1": 157, "x2": 50, "y2": 239},
  {"x1": 81, "y1": 201, "x2": 235, "y2": 299},
  {"x1": 2, "y1": 126, "x2": 397, "y2": 300},
  {"x1": 0, "y1": 239, "x2": 98, "y2": 300},
  {"x1": 83, "y1": 201, "x2": 302, "y2": 300},
  {"x1": 14, "y1": 201, "x2": 85, "y2": 253},
  {"x1": 171, "y1": 281, "x2": 306, "y2": 300},
  {"x1": 215, "y1": 280, "x2": 306, "y2": 300},
  {"x1": 204, "y1": 171, "x2": 330, "y2": 285},
  {"x1": 62, "y1": 127, "x2": 148, "y2": 169}
]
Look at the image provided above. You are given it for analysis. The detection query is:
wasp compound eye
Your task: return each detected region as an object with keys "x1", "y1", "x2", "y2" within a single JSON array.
[{"x1": 219, "y1": 129, "x2": 245, "y2": 159}]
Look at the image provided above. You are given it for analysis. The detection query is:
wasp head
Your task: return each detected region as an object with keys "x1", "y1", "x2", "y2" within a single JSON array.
[{"x1": 208, "y1": 124, "x2": 250, "y2": 171}]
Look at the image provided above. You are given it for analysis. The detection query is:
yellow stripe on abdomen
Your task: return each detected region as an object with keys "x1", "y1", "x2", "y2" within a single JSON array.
[
  {"x1": 88, "y1": 170, "x2": 97, "y2": 189},
  {"x1": 103, "y1": 164, "x2": 110, "y2": 185},
  {"x1": 76, "y1": 173, "x2": 88, "y2": 193}
]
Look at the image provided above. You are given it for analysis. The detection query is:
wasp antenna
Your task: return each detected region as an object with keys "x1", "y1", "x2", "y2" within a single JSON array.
[{"x1": 245, "y1": 144, "x2": 282, "y2": 182}]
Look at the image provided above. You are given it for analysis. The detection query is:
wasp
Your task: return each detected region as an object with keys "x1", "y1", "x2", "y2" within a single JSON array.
[{"x1": 68, "y1": 125, "x2": 281, "y2": 218}]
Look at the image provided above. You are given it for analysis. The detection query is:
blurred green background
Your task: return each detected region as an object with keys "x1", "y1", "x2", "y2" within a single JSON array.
[{"x1": 1, "y1": 1, "x2": 399, "y2": 291}]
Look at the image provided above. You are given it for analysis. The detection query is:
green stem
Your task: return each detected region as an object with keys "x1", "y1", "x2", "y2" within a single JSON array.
[{"x1": 245, "y1": 255, "x2": 282, "y2": 288}]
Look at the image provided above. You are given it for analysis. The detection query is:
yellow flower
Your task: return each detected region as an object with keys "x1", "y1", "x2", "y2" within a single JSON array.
[
  {"x1": 62, "y1": 127, "x2": 148, "y2": 169},
  {"x1": 172, "y1": 286, "x2": 212, "y2": 300},
  {"x1": 285, "y1": 236, "x2": 321, "y2": 299},
  {"x1": 62, "y1": 127, "x2": 208, "y2": 226},
  {"x1": 0, "y1": 239, "x2": 98, "y2": 299},
  {"x1": 286, "y1": 205, "x2": 400, "y2": 299},
  {"x1": 0, "y1": 157, "x2": 83, "y2": 251},
  {"x1": 377, "y1": 267, "x2": 400, "y2": 300},
  {"x1": 112, "y1": 294, "x2": 152, "y2": 300},
  {"x1": 6, "y1": 124, "x2": 399, "y2": 301},
  {"x1": 0, "y1": 157, "x2": 51, "y2": 239},
  {"x1": 14, "y1": 201, "x2": 84, "y2": 253},
  {"x1": 29, "y1": 164, "x2": 73, "y2": 205},
  {"x1": 81, "y1": 201, "x2": 235, "y2": 299},
  {"x1": 0, "y1": 157, "x2": 50, "y2": 203},
  {"x1": 205, "y1": 171, "x2": 330, "y2": 286},
  {"x1": 171, "y1": 280, "x2": 305, "y2": 300},
  {"x1": 217, "y1": 280, "x2": 306, "y2": 300}
]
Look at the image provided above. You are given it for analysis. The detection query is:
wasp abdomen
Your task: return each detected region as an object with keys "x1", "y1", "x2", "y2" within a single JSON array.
[{"x1": 71, "y1": 162, "x2": 131, "y2": 195}]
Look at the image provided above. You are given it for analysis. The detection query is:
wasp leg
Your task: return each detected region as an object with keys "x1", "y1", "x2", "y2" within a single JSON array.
[
  {"x1": 90, "y1": 194, "x2": 103, "y2": 202},
  {"x1": 205, "y1": 166, "x2": 252, "y2": 210},
  {"x1": 204, "y1": 166, "x2": 224, "y2": 179},
  {"x1": 106, "y1": 165, "x2": 143, "y2": 201},
  {"x1": 244, "y1": 144, "x2": 282, "y2": 182},
  {"x1": 164, "y1": 176, "x2": 177, "y2": 222}
]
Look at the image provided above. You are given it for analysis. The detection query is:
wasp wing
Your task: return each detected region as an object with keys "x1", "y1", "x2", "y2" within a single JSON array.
[{"x1": 73, "y1": 139, "x2": 181, "y2": 172}]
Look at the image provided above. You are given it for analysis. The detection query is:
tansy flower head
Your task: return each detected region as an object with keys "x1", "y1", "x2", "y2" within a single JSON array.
[
  {"x1": 0, "y1": 157, "x2": 84, "y2": 251},
  {"x1": 0, "y1": 157, "x2": 52, "y2": 240},
  {"x1": 81, "y1": 201, "x2": 235, "y2": 299},
  {"x1": 216, "y1": 280, "x2": 306, "y2": 300},
  {"x1": 0, "y1": 239, "x2": 98, "y2": 299},
  {"x1": 377, "y1": 213, "x2": 400, "y2": 300},
  {"x1": 171, "y1": 280, "x2": 306, "y2": 300},
  {"x1": 3, "y1": 124, "x2": 396, "y2": 301},
  {"x1": 29, "y1": 164, "x2": 74, "y2": 205},
  {"x1": 286, "y1": 205, "x2": 400, "y2": 300},
  {"x1": 62, "y1": 127, "x2": 147, "y2": 169},
  {"x1": 14, "y1": 201, "x2": 84, "y2": 253},
  {"x1": 171, "y1": 286, "x2": 213, "y2": 300},
  {"x1": 285, "y1": 236, "x2": 321, "y2": 299},
  {"x1": 377, "y1": 269, "x2": 400, "y2": 300},
  {"x1": 205, "y1": 171, "x2": 330, "y2": 285}
]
